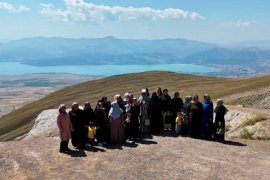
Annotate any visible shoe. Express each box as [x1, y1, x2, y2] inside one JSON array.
[[85, 143, 92, 148], [97, 143, 103, 146], [101, 141, 107, 145]]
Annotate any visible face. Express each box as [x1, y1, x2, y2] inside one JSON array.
[[164, 90, 168, 95], [73, 104, 79, 110], [85, 103, 91, 109], [133, 99, 137, 105], [193, 97, 199, 103], [60, 106, 66, 112]]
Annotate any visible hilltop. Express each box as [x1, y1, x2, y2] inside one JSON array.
[[0, 108, 270, 179], [0, 71, 270, 179], [1, 71, 270, 141]]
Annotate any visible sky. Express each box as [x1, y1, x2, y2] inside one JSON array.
[[0, 0, 269, 44]]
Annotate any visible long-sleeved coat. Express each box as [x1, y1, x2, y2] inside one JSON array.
[[57, 113, 72, 141], [187, 101, 203, 138]]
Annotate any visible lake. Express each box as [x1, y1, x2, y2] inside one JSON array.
[[0, 62, 216, 76]]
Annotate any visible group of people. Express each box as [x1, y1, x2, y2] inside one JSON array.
[[56, 88, 228, 153]]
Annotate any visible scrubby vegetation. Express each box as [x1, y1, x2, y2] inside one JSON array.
[[225, 124, 231, 132], [240, 128, 255, 139], [239, 114, 267, 128]]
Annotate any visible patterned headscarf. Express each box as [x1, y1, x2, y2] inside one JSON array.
[[109, 101, 123, 119]]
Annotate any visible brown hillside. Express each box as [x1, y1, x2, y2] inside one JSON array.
[[1, 71, 270, 141]]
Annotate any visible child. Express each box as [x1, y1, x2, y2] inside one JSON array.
[[57, 104, 72, 153], [181, 113, 188, 136], [175, 112, 183, 135], [86, 122, 96, 147]]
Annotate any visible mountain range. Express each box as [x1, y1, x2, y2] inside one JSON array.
[[1, 36, 270, 66]]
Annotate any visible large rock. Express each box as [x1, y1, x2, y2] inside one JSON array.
[[23, 109, 59, 140]]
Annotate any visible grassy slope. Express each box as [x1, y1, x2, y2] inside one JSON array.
[[1, 71, 270, 141]]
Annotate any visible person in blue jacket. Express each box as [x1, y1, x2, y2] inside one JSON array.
[[201, 94, 214, 139]]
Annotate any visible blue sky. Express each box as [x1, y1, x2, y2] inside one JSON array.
[[0, 0, 269, 43]]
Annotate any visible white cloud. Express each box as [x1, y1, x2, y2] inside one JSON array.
[[40, 0, 204, 24], [0, 1, 30, 13], [219, 20, 258, 29]]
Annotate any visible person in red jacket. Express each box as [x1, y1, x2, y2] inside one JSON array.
[[57, 104, 72, 153]]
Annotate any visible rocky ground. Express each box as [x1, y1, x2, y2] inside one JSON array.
[[223, 86, 270, 109], [225, 105, 270, 140], [0, 133, 269, 179], [0, 106, 269, 179]]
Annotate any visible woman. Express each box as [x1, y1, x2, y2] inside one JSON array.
[[57, 104, 72, 153], [187, 95, 203, 138], [95, 102, 109, 144], [201, 94, 214, 139], [171, 92, 183, 132], [109, 95, 125, 144], [160, 89, 172, 130], [182, 96, 192, 136], [138, 89, 151, 133], [213, 99, 228, 142], [83, 102, 95, 145], [69, 102, 85, 149], [156, 87, 163, 99], [83, 102, 95, 125], [129, 98, 140, 141], [148, 92, 163, 133]]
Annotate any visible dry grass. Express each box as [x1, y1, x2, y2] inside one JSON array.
[[240, 128, 255, 139], [239, 114, 267, 128], [225, 124, 232, 132], [1, 71, 270, 141]]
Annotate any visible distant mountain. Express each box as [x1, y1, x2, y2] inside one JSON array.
[[224, 40, 270, 50], [182, 47, 270, 65], [0, 36, 217, 65], [0, 36, 270, 66]]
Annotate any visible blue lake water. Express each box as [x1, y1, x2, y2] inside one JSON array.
[[0, 62, 216, 76]]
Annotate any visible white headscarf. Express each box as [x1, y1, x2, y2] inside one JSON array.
[[109, 101, 123, 119]]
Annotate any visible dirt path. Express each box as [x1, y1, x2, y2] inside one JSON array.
[[0, 134, 269, 180]]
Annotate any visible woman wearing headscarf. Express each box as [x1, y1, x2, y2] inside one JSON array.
[[148, 92, 163, 133], [138, 89, 151, 133], [160, 89, 173, 130], [182, 96, 192, 136], [126, 98, 140, 141], [109, 95, 125, 144], [57, 104, 72, 153], [156, 87, 163, 99], [187, 95, 203, 138], [213, 99, 228, 142], [69, 102, 85, 149], [171, 92, 183, 132], [201, 94, 214, 139], [83, 102, 95, 144], [95, 102, 109, 144]]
